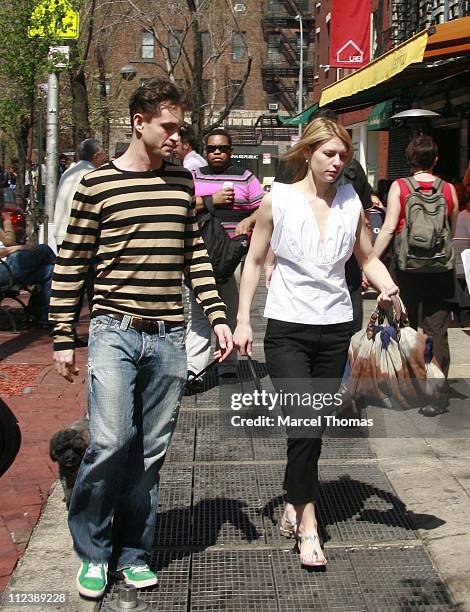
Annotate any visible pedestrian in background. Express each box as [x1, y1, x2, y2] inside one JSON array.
[[54, 139, 105, 248], [175, 124, 206, 171], [186, 128, 263, 382], [373, 135, 458, 406]]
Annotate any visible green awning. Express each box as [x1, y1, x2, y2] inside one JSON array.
[[277, 103, 319, 126], [368, 99, 397, 131]]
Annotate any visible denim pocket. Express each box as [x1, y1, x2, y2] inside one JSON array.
[[89, 316, 115, 337], [165, 325, 186, 349]]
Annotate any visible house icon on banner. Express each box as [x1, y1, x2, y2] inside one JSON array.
[[336, 40, 364, 64]]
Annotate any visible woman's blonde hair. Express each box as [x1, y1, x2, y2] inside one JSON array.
[[282, 117, 354, 182]]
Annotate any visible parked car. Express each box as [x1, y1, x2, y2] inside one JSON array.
[[1, 188, 26, 244]]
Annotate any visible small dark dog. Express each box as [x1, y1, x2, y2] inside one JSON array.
[[49, 416, 89, 507]]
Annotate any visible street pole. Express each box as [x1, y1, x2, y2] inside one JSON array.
[[295, 14, 304, 138], [43, 68, 58, 248], [40, 46, 69, 251]]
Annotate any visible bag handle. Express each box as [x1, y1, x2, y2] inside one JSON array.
[[366, 295, 409, 341]]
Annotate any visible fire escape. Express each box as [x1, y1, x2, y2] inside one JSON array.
[[261, 0, 315, 114], [387, 0, 470, 47]]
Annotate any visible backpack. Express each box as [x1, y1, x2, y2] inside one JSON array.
[[196, 202, 248, 284], [394, 177, 454, 274]]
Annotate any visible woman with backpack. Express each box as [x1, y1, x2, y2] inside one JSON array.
[[233, 118, 398, 568], [373, 135, 458, 406]]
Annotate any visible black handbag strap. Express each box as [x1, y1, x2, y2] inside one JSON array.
[[246, 355, 262, 393]]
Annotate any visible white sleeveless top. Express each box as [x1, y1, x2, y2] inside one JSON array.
[[264, 181, 362, 325]]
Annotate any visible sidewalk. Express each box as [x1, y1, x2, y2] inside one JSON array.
[[0, 318, 89, 594], [1, 292, 470, 611]]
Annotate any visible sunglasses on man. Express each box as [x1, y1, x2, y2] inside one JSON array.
[[206, 144, 231, 153]]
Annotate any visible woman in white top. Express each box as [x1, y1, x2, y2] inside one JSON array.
[[234, 118, 398, 568]]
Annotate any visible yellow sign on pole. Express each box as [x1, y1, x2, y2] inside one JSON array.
[[29, 0, 80, 39]]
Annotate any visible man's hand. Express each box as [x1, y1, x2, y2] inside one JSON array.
[[53, 349, 79, 382], [212, 187, 234, 206], [235, 217, 255, 236], [233, 322, 253, 357], [213, 324, 233, 362]]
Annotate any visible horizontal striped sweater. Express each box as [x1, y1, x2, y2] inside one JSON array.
[[49, 161, 226, 350], [193, 164, 263, 236]]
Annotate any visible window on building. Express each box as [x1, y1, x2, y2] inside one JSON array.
[[269, 0, 282, 10], [201, 31, 211, 62], [230, 80, 244, 108], [232, 32, 246, 61], [268, 33, 281, 61], [297, 0, 309, 11], [169, 30, 183, 61], [141, 31, 155, 59], [296, 31, 309, 58]]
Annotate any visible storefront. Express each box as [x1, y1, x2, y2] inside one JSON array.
[[231, 145, 279, 182]]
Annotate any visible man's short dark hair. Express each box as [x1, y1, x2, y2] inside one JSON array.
[[129, 77, 185, 126], [205, 128, 232, 147], [406, 135, 438, 170], [77, 139, 102, 162], [313, 108, 338, 122], [179, 125, 197, 150]]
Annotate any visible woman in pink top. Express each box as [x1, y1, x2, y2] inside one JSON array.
[[373, 135, 458, 406]]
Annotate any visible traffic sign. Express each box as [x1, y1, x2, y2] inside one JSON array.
[[29, 0, 80, 39]]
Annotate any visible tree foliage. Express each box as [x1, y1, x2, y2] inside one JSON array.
[[94, 0, 252, 149], [0, 0, 83, 191]]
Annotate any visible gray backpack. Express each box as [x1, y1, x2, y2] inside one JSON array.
[[395, 177, 454, 273]]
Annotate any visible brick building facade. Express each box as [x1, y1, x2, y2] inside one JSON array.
[[88, 0, 315, 178]]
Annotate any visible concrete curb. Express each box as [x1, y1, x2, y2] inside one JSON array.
[[1, 482, 98, 612]]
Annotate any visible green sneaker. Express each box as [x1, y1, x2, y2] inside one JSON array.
[[121, 565, 158, 588], [76, 562, 108, 598]]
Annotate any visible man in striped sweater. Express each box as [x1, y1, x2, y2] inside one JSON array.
[[49, 78, 232, 599]]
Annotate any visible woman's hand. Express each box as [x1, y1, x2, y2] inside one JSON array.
[[233, 322, 253, 357], [377, 283, 399, 309]]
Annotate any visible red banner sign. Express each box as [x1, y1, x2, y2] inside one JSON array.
[[329, 0, 371, 69]]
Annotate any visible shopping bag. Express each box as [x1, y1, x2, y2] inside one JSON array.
[[346, 296, 447, 410]]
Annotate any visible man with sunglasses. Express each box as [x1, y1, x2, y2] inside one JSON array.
[[187, 128, 263, 381]]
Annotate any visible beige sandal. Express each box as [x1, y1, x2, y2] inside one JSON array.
[[279, 510, 298, 538], [298, 533, 327, 567]]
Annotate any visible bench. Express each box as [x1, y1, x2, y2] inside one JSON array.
[[0, 260, 37, 332]]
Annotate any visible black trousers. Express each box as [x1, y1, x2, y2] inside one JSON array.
[[396, 270, 453, 378], [264, 319, 351, 505]]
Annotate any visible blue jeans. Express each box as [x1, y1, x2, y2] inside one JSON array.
[[68, 314, 187, 569], [0, 245, 55, 324]]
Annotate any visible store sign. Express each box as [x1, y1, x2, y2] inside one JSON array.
[[330, 0, 370, 69], [262, 153, 271, 165], [232, 154, 259, 160]]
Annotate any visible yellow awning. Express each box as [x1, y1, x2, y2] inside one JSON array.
[[320, 30, 429, 107]]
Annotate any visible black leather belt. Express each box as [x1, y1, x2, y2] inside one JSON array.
[[94, 312, 182, 335]]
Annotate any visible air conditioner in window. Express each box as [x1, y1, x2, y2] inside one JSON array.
[[268, 103, 279, 111], [233, 2, 246, 12]]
